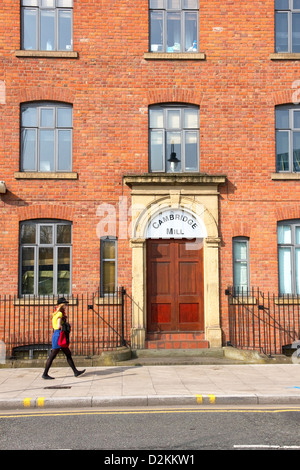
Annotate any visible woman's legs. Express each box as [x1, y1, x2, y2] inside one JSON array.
[[61, 348, 85, 377], [42, 348, 60, 379], [42, 347, 85, 379]]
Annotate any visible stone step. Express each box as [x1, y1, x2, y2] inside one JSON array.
[[145, 332, 209, 349]]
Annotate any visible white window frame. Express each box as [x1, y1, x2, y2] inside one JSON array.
[[233, 237, 250, 293], [149, 0, 199, 53], [278, 220, 300, 295], [100, 237, 118, 296], [20, 101, 73, 173], [21, 0, 73, 52], [275, 104, 300, 172], [149, 104, 200, 173], [19, 219, 72, 297], [275, 0, 300, 53]]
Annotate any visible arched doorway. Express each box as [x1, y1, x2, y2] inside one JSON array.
[[124, 173, 225, 349]]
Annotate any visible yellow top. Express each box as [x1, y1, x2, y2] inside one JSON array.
[[52, 309, 64, 330]]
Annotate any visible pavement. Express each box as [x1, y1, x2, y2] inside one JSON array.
[[2, 359, 300, 410]]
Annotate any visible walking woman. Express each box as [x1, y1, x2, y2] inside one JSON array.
[[42, 297, 85, 380]]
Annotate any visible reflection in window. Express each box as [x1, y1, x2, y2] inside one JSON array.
[[275, 0, 300, 53], [276, 105, 300, 172], [278, 221, 300, 295], [21, 0, 73, 51], [20, 220, 72, 296], [233, 237, 250, 293], [100, 237, 117, 295], [21, 102, 73, 172], [149, 0, 198, 53], [149, 104, 199, 173]]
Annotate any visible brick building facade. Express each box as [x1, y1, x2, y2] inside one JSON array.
[[1, 1, 300, 351]]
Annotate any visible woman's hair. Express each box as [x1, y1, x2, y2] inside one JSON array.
[[54, 304, 65, 314]]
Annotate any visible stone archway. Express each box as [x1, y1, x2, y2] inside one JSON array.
[[124, 174, 226, 349]]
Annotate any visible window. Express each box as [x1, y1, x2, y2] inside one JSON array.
[[20, 220, 72, 296], [100, 237, 117, 295], [233, 237, 250, 293], [21, 102, 73, 172], [149, 0, 199, 53], [278, 220, 300, 295], [21, 0, 73, 51], [149, 104, 199, 173], [276, 105, 300, 172], [275, 0, 300, 53]]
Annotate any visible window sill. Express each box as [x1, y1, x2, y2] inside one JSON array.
[[15, 172, 78, 180], [275, 297, 300, 305], [14, 297, 77, 306], [271, 173, 300, 180], [94, 296, 122, 306], [229, 297, 257, 305], [270, 53, 300, 60], [144, 52, 206, 60], [15, 50, 79, 59]]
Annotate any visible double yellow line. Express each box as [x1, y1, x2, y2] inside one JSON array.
[[2, 407, 300, 419]]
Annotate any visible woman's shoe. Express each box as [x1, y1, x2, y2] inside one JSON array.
[[42, 374, 55, 380], [74, 369, 86, 377]]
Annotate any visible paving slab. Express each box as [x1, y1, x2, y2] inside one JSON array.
[[1, 364, 300, 410]]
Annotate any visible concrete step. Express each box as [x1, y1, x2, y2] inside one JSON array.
[[123, 347, 293, 366], [0, 346, 293, 368]]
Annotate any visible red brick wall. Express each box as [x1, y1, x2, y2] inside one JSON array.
[[0, 1, 299, 344]]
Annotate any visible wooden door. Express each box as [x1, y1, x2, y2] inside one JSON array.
[[146, 239, 204, 332]]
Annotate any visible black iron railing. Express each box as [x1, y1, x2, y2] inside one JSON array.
[[0, 287, 131, 359], [226, 287, 300, 356]]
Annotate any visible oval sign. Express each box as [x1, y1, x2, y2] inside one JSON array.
[[146, 209, 206, 239]]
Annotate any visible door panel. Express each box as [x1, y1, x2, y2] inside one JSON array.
[[179, 262, 198, 295], [151, 303, 172, 323], [150, 242, 171, 258], [147, 239, 204, 332], [179, 303, 199, 323], [151, 262, 170, 295]]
